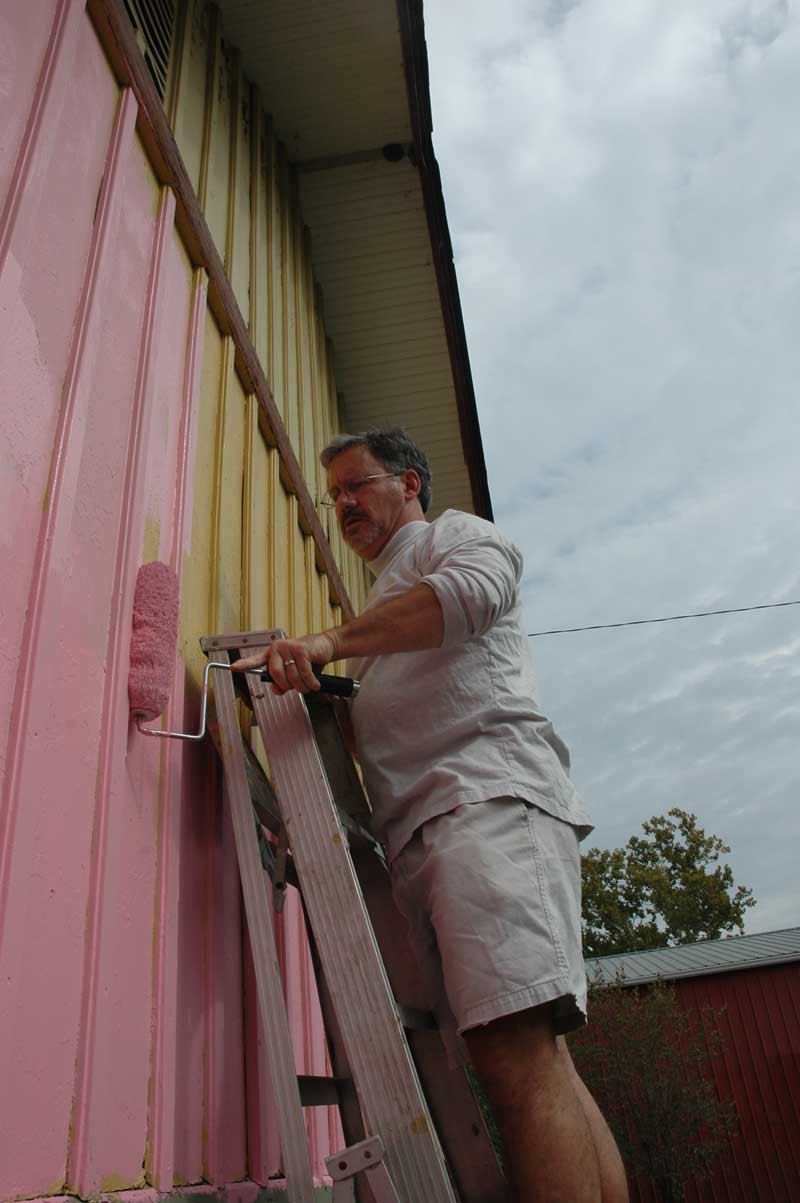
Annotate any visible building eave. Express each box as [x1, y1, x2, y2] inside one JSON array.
[[395, 0, 493, 520]]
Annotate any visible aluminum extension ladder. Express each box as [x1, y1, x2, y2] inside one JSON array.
[[200, 629, 508, 1203]]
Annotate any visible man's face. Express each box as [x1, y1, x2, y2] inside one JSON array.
[[326, 446, 418, 560]]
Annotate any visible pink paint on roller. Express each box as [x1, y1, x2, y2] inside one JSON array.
[[128, 561, 180, 720]]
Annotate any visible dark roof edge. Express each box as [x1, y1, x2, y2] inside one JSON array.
[[396, 0, 494, 521]]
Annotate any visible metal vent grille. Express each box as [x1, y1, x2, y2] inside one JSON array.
[[123, 0, 176, 100]]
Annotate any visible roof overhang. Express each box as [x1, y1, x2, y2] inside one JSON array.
[[216, 0, 492, 520]]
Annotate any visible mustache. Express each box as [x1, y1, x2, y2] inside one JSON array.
[[343, 510, 369, 526]]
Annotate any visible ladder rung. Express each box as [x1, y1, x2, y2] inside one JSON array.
[[297, 1074, 349, 1107]]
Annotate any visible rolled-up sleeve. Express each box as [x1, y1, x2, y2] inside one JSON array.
[[419, 517, 523, 648]]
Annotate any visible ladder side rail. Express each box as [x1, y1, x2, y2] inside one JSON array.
[[212, 657, 316, 1203], [247, 681, 457, 1203]]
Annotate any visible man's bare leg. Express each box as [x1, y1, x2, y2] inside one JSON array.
[[465, 1005, 628, 1203], [558, 1036, 629, 1202]]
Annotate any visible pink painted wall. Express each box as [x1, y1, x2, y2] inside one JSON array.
[[0, 2, 338, 1197]]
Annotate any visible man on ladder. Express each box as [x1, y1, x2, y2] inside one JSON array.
[[233, 428, 628, 1203]]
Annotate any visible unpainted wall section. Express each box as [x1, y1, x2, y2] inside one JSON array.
[[166, 0, 372, 614]]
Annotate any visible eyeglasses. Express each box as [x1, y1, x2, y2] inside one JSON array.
[[321, 472, 403, 507]]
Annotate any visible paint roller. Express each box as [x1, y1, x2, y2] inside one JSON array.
[[128, 561, 359, 740]]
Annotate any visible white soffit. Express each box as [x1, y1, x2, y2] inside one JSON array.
[[299, 157, 473, 518], [216, 0, 475, 518]]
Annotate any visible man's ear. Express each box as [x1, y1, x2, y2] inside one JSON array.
[[403, 469, 421, 501]]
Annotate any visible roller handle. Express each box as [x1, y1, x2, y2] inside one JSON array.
[[255, 666, 359, 698]]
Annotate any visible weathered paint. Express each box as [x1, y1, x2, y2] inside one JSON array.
[[1, 2, 369, 1198]]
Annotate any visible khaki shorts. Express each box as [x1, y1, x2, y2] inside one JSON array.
[[390, 797, 587, 1064]]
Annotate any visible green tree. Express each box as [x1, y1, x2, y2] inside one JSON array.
[[581, 808, 755, 957], [569, 975, 737, 1203]]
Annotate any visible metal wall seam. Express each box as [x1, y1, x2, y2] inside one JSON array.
[[0, 0, 77, 943]]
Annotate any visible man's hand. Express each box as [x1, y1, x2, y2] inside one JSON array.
[[230, 580, 443, 695], [231, 631, 336, 694]]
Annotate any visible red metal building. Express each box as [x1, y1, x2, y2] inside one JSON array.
[[586, 928, 800, 1202]]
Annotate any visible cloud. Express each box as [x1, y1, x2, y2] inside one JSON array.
[[426, 0, 800, 931]]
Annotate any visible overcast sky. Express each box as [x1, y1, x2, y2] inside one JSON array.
[[424, 0, 800, 934]]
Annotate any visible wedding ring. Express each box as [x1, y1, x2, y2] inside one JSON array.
[[283, 659, 296, 666]]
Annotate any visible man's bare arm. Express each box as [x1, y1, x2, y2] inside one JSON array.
[[231, 582, 443, 694]]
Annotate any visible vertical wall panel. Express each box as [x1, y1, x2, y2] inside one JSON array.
[[0, 37, 140, 1193], [146, 263, 208, 1193], [248, 91, 267, 366], [267, 454, 293, 635], [0, 0, 68, 246], [175, 320, 247, 1187], [166, 0, 208, 194], [200, 20, 232, 273], [172, 308, 221, 1184], [265, 122, 284, 416], [227, 55, 251, 319], [0, 0, 117, 824], [206, 338, 247, 1188], [311, 300, 330, 502], [292, 199, 311, 485], [280, 152, 299, 453], [67, 164, 173, 1200]]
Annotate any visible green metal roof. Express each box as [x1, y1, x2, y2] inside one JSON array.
[[585, 927, 800, 988]]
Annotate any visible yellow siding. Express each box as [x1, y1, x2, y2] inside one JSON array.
[[227, 54, 251, 316], [168, 0, 372, 641], [200, 20, 231, 267], [265, 122, 284, 414], [279, 150, 299, 456], [248, 96, 268, 367], [166, 0, 207, 197], [180, 306, 222, 690]]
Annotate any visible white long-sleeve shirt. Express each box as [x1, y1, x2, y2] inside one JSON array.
[[347, 509, 593, 861]]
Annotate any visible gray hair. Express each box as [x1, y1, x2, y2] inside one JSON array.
[[320, 428, 432, 513]]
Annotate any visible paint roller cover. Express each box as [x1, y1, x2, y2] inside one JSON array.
[[128, 561, 180, 720]]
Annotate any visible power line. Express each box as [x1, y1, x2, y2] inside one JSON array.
[[527, 599, 800, 637]]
